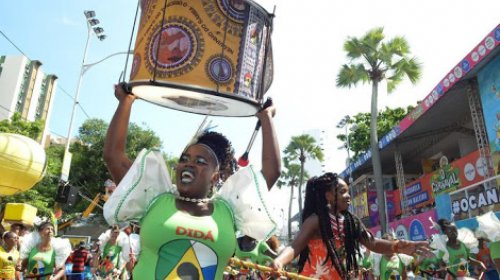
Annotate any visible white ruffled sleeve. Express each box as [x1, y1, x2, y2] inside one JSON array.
[[214, 165, 278, 241], [103, 149, 176, 225], [19, 232, 71, 268]]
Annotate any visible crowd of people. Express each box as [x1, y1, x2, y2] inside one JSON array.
[[1, 83, 499, 280]]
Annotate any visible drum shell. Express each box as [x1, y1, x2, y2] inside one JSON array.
[[129, 0, 274, 116]]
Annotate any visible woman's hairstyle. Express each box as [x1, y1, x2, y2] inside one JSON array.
[[37, 221, 54, 232], [195, 131, 234, 173], [437, 218, 455, 233], [2, 231, 15, 240], [297, 172, 371, 279], [109, 224, 120, 232]]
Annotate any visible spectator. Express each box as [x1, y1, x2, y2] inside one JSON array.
[[67, 241, 91, 280], [0, 231, 20, 280]]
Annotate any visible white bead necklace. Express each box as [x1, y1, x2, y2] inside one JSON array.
[[175, 195, 211, 203]]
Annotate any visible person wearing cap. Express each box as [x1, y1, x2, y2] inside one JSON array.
[[102, 84, 280, 279], [67, 241, 91, 280]]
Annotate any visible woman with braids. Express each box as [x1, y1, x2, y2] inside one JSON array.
[[272, 173, 431, 280], [103, 84, 281, 279]]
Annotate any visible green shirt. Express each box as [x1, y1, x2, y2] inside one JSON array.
[[380, 255, 404, 280], [133, 193, 237, 279], [27, 247, 55, 280], [99, 243, 122, 276], [437, 242, 470, 276]]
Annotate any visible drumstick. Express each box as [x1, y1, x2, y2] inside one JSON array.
[[228, 257, 316, 280], [238, 98, 273, 167]]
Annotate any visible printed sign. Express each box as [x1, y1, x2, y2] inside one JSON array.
[[370, 210, 439, 241]]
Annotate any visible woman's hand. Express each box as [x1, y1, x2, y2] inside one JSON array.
[[395, 240, 433, 257], [114, 83, 136, 103], [255, 104, 276, 121]]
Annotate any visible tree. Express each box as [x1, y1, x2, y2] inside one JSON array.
[[336, 27, 421, 233], [0, 112, 44, 139], [284, 134, 324, 224], [0, 113, 55, 218], [337, 106, 414, 161], [68, 119, 163, 211], [277, 159, 309, 242]]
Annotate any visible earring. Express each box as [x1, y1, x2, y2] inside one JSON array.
[[215, 179, 223, 190], [326, 203, 331, 209]]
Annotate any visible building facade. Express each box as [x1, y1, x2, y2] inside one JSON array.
[[0, 55, 58, 146]]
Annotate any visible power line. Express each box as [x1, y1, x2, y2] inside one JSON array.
[[0, 29, 91, 121], [0, 30, 28, 58]]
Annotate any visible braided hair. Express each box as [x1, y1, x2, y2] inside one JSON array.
[[297, 172, 371, 279]]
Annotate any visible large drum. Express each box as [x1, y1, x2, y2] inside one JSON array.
[[128, 0, 274, 116]]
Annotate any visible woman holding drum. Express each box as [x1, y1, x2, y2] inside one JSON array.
[[102, 82, 280, 279]]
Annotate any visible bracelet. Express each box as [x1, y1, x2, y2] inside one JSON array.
[[391, 240, 400, 253]]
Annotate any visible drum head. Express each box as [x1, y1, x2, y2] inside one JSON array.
[[132, 84, 260, 117]]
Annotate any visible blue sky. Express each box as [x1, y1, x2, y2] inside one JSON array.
[[1, 0, 500, 181]]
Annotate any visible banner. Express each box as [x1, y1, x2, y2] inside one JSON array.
[[449, 184, 500, 221], [369, 210, 439, 241], [427, 150, 486, 195], [368, 190, 401, 226], [401, 177, 434, 210], [352, 192, 369, 219], [477, 52, 500, 179]]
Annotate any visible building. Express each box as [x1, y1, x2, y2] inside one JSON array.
[[340, 24, 500, 238], [0, 55, 58, 147]]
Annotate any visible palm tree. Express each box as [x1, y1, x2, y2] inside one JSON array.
[[336, 27, 421, 234], [284, 134, 324, 223], [277, 160, 308, 242]]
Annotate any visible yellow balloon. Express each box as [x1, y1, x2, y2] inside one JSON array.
[[0, 133, 47, 196]]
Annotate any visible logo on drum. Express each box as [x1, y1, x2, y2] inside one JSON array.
[[206, 55, 233, 84], [217, 0, 246, 22], [244, 72, 252, 87], [202, 0, 244, 37], [146, 16, 204, 78]]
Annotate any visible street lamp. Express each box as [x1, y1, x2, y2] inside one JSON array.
[[61, 11, 107, 181]]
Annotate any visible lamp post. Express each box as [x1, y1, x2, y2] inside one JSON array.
[[61, 11, 106, 181]]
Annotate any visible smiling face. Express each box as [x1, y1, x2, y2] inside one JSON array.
[[3, 232, 18, 249], [326, 178, 351, 212], [176, 144, 220, 198]]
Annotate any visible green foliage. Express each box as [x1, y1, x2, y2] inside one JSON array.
[[0, 112, 44, 139], [336, 106, 414, 161], [336, 27, 421, 92], [68, 119, 163, 212], [1, 116, 167, 217], [283, 134, 323, 222]]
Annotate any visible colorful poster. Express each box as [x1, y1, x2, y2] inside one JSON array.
[[386, 190, 401, 222], [369, 210, 439, 241], [367, 190, 401, 225], [352, 192, 369, 219], [426, 150, 487, 195], [368, 191, 379, 226], [401, 177, 434, 210], [477, 51, 500, 178]]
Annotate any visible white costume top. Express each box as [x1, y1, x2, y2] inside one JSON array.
[[103, 149, 277, 241]]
